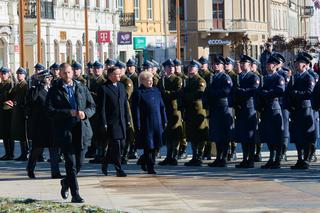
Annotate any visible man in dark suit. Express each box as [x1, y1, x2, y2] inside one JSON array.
[[97, 66, 130, 177], [46, 63, 95, 203]]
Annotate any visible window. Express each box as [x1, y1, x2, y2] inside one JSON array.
[[134, 0, 140, 19], [147, 0, 153, 20], [96, 0, 100, 8], [117, 0, 124, 13], [105, 0, 109, 9], [75, 0, 79, 5], [212, 0, 224, 29]]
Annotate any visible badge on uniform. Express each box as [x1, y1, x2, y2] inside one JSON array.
[[227, 80, 231, 84], [280, 80, 285, 85], [311, 81, 315, 86], [200, 82, 205, 87], [128, 83, 132, 87], [256, 80, 260, 85]]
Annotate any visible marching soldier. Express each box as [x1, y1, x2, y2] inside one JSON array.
[[72, 61, 87, 85], [115, 60, 135, 164], [233, 55, 260, 168], [206, 56, 233, 167], [0, 67, 15, 160], [88, 61, 106, 164], [256, 55, 285, 169], [198, 56, 214, 160], [173, 58, 188, 159], [181, 60, 208, 166], [158, 59, 183, 166], [287, 53, 315, 169], [10, 67, 29, 161], [225, 57, 238, 161], [272, 53, 291, 161]]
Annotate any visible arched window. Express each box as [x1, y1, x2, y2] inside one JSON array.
[[89, 41, 94, 62], [41, 39, 46, 65], [76, 40, 82, 63], [54, 40, 60, 63], [0, 38, 8, 67], [66, 40, 73, 64]]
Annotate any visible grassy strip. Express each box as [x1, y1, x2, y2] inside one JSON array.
[[0, 197, 125, 213]]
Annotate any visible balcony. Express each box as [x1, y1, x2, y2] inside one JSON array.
[[22, 0, 54, 19], [300, 6, 314, 18], [119, 13, 135, 27]]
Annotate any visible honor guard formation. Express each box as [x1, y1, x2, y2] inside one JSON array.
[[1, 42, 320, 203]]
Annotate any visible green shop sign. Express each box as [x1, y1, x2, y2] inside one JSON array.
[[134, 37, 146, 49]]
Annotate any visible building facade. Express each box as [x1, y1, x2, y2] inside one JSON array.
[[179, 0, 269, 62]]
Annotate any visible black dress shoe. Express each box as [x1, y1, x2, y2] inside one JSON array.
[[254, 154, 262, 162], [208, 159, 220, 167], [15, 155, 28, 161], [261, 160, 273, 169], [116, 170, 127, 177], [60, 179, 69, 200], [217, 159, 227, 167], [101, 165, 108, 176], [147, 169, 157, 174], [184, 158, 197, 166], [37, 156, 45, 162], [89, 158, 101, 164], [158, 158, 170, 166], [0, 155, 14, 161], [270, 161, 281, 169], [141, 164, 147, 171], [243, 161, 254, 168], [51, 173, 64, 179], [169, 158, 178, 166], [27, 170, 36, 179], [128, 152, 138, 159], [235, 160, 247, 168], [121, 157, 128, 165], [71, 195, 84, 203]]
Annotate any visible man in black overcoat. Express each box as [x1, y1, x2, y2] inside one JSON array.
[[97, 66, 130, 177], [46, 63, 95, 203]]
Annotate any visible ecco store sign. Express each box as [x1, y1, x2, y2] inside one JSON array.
[[208, 39, 231, 45]]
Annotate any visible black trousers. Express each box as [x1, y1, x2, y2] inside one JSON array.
[[103, 139, 124, 171], [61, 124, 86, 197], [27, 147, 60, 174], [2, 139, 15, 157], [144, 148, 156, 171]]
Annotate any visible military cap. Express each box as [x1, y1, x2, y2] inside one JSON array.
[[213, 55, 226, 65], [37, 69, 51, 78], [49, 62, 60, 70], [225, 57, 235, 65], [105, 58, 116, 66], [298, 52, 313, 61], [115, 60, 126, 69], [34, 63, 45, 71], [126, 59, 136, 67], [198, 56, 209, 64], [16, 67, 27, 75], [151, 59, 160, 69], [267, 55, 281, 65], [71, 61, 82, 70], [87, 61, 93, 69], [0, 67, 10, 74], [189, 59, 201, 69], [93, 61, 103, 69], [173, 58, 182, 66], [272, 52, 285, 63], [252, 58, 260, 65], [142, 60, 154, 69], [295, 54, 311, 64], [240, 55, 254, 64], [265, 42, 272, 47], [162, 59, 175, 67]]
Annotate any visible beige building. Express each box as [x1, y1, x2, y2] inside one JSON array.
[[180, 0, 269, 61], [270, 0, 289, 38], [123, 0, 177, 66]]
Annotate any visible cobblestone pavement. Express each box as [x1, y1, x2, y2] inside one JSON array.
[[0, 143, 320, 212]]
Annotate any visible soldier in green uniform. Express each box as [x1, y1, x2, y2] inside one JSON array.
[[143, 60, 159, 87], [182, 60, 209, 166], [72, 61, 87, 85], [114, 60, 135, 164], [173, 58, 188, 159], [88, 61, 106, 164], [198, 56, 214, 160], [126, 59, 139, 159], [158, 59, 183, 166], [126, 59, 139, 90], [151, 60, 161, 87], [0, 67, 15, 160], [10, 67, 29, 161], [225, 57, 238, 161]]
